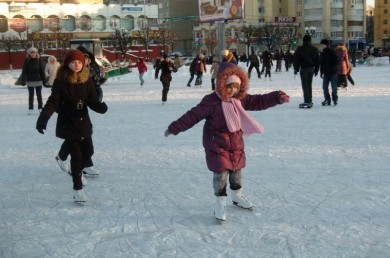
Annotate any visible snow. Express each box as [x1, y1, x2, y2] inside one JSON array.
[[0, 59, 390, 257]]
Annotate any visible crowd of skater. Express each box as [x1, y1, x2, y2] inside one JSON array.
[[17, 34, 360, 222]]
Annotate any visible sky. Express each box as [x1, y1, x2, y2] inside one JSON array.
[[0, 56, 389, 257], [367, 0, 375, 6]]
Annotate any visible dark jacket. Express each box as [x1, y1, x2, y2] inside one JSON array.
[[36, 66, 107, 141], [155, 59, 177, 83], [21, 55, 46, 86], [293, 42, 320, 74], [167, 65, 282, 173], [247, 52, 260, 66], [320, 47, 339, 76]]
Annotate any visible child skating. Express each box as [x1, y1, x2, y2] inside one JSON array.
[[164, 65, 289, 221], [36, 50, 108, 203]]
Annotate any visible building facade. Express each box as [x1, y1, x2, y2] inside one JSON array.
[[193, 0, 367, 56], [0, 2, 158, 43], [374, 0, 390, 47]]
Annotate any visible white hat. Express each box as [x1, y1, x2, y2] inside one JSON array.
[[226, 75, 241, 85], [27, 47, 38, 55]]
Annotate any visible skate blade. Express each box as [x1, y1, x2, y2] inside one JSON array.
[[233, 202, 253, 210]]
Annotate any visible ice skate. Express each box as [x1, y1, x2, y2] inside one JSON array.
[[231, 189, 253, 209], [321, 100, 331, 106], [73, 189, 86, 203], [299, 102, 313, 109], [55, 155, 69, 173], [82, 166, 100, 177], [28, 109, 33, 115], [214, 196, 227, 221]]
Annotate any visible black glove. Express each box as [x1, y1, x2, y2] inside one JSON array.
[[36, 114, 47, 134], [314, 71, 318, 77], [36, 126, 45, 134], [294, 70, 298, 75]]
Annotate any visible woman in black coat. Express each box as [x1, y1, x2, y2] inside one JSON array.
[[36, 50, 108, 203], [20, 47, 46, 114]]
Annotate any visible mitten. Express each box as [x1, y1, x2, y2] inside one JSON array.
[[164, 129, 170, 137], [278, 91, 290, 103], [36, 113, 48, 134]]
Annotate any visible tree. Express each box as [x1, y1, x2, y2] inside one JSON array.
[[135, 26, 159, 62], [239, 25, 260, 56], [0, 35, 26, 70], [259, 24, 283, 51], [155, 26, 176, 55], [109, 29, 133, 63]]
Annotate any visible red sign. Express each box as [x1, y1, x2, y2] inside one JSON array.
[[274, 17, 296, 23]]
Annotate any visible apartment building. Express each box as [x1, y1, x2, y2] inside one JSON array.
[[193, 0, 367, 55], [299, 0, 366, 50], [374, 0, 390, 47]]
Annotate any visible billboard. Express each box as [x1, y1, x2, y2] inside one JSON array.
[[198, 0, 244, 23]]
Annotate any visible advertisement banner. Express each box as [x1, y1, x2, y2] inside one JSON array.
[[198, 0, 244, 23], [8, 18, 26, 33]]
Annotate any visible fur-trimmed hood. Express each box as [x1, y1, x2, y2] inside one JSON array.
[[216, 65, 248, 101], [335, 45, 348, 52], [55, 66, 90, 85]]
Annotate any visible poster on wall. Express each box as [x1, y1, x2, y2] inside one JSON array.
[[43, 18, 60, 32], [198, 0, 244, 22], [8, 18, 26, 33]]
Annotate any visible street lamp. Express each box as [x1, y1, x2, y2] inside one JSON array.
[[305, 26, 316, 36]]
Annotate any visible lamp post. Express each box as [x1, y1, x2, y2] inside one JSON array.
[[305, 26, 316, 36]]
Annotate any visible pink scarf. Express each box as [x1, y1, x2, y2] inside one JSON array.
[[221, 98, 264, 137]]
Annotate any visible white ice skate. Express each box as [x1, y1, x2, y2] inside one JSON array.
[[55, 155, 69, 173], [73, 189, 86, 203], [82, 166, 100, 176], [214, 196, 227, 221], [231, 189, 253, 209]]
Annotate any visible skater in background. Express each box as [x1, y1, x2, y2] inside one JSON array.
[[210, 58, 219, 91], [36, 50, 108, 203], [293, 34, 319, 108], [164, 65, 289, 221], [274, 49, 283, 72], [129, 57, 148, 86], [54, 47, 105, 177], [194, 54, 207, 87], [246, 50, 261, 79], [335, 42, 350, 89], [264, 52, 273, 81], [155, 54, 177, 104], [173, 54, 183, 69], [319, 39, 339, 106], [44, 55, 61, 87], [20, 47, 46, 114], [187, 55, 198, 87]]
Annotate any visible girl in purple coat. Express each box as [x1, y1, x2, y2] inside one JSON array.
[[164, 65, 289, 221]]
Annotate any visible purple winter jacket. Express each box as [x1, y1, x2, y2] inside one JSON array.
[[167, 65, 282, 173]]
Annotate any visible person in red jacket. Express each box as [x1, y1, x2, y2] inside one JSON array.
[[129, 57, 148, 86], [164, 65, 289, 221]]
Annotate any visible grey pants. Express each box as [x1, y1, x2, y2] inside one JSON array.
[[213, 170, 242, 196]]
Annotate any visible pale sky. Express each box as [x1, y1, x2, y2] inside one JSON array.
[[367, 0, 374, 6]]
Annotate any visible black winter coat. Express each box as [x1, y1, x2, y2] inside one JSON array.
[[21, 56, 46, 86], [320, 47, 339, 76], [293, 42, 320, 74], [37, 67, 107, 141]]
